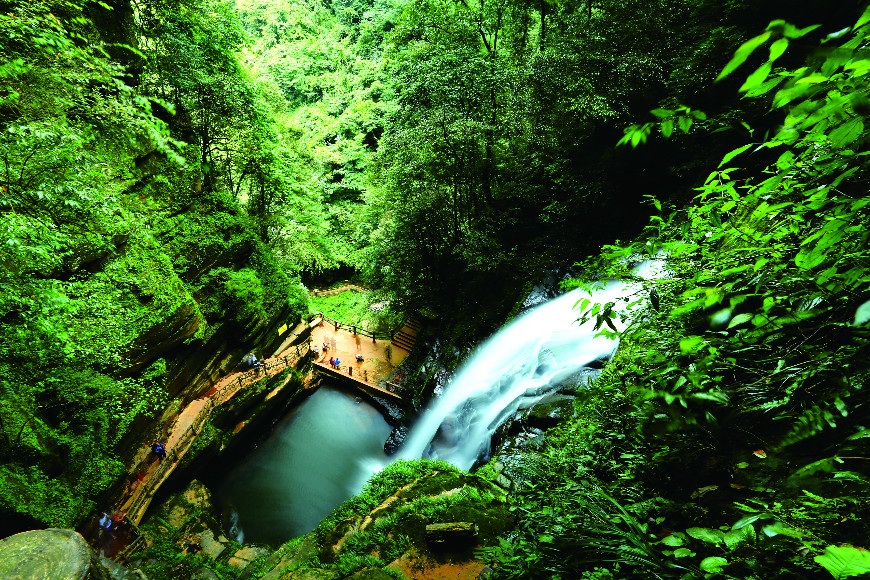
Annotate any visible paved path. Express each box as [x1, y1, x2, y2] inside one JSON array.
[[99, 344, 310, 560], [309, 315, 416, 385]]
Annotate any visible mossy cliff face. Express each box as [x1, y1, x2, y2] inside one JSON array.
[[0, 186, 308, 533], [133, 460, 511, 580]]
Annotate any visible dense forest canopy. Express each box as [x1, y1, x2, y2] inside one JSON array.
[[2, 0, 870, 578]]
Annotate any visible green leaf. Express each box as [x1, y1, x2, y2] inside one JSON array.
[[795, 75, 829, 85], [830, 118, 864, 148], [740, 62, 772, 92], [727, 313, 753, 329], [659, 534, 685, 547], [678, 115, 693, 133], [855, 5, 870, 30], [847, 428, 870, 440], [732, 513, 772, 529], [719, 144, 753, 168], [661, 118, 674, 138], [651, 108, 673, 118], [724, 524, 756, 550], [769, 38, 789, 62], [717, 32, 771, 81], [673, 547, 695, 558], [700, 556, 728, 573], [686, 527, 724, 545], [679, 336, 705, 354], [814, 545, 870, 579], [761, 522, 803, 538]]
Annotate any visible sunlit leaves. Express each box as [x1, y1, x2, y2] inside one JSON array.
[[815, 545, 870, 579], [716, 31, 771, 82]]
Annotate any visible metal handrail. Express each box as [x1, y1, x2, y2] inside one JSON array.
[[311, 312, 411, 342]]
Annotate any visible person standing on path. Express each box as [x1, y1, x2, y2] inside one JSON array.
[[151, 441, 167, 462], [98, 512, 113, 534], [330, 337, 337, 350]]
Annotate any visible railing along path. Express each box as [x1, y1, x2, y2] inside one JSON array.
[[313, 312, 410, 343], [119, 338, 311, 541]]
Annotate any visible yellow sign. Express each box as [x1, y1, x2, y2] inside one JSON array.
[[278, 324, 288, 335]]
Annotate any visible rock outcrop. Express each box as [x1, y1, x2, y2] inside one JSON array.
[[0, 528, 114, 580]]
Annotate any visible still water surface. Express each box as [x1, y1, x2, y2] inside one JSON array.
[[217, 385, 391, 545]]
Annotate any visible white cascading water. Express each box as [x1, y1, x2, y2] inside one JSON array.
[[395, 261, 659, 470]]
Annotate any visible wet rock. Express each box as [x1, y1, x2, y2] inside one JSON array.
[[142, 480, 230, 562], [191, 567, 222, 580], [493, 474, 513, 491], [384, 424, 408, 455], [524, 433, 547, 449], [259, 535, 320, 580], [283, 567, 338, 580], [198, 527, 229, 560], [555, 368, 600, 395], [228, 545, 271, 571], [522, 395, 576, 429], [166, 480, 214, 529], [0, 528, 113, 580]]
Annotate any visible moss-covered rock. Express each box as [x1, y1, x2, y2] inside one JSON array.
[[251, 460, 512, 580], [0, 528, 113, 580]]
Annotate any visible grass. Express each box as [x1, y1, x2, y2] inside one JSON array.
[[309, 290, 405, 332]]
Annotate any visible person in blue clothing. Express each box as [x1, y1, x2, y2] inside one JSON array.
[[99, 512, 112, 534], [151, 441, 167, 462]]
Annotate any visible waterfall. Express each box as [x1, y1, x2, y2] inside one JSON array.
[[396, 261, 658, 470]]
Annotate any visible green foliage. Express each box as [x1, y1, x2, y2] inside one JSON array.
[[132, 531, 239, 580], [315, 459, 461, 538], [0, 0, 307, 529], [815, 545, 870, 579], [309, 289, 403, 331], [482, 9, 870, 580]]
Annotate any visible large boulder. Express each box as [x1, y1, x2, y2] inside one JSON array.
[[0, 528, 113, 580]]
